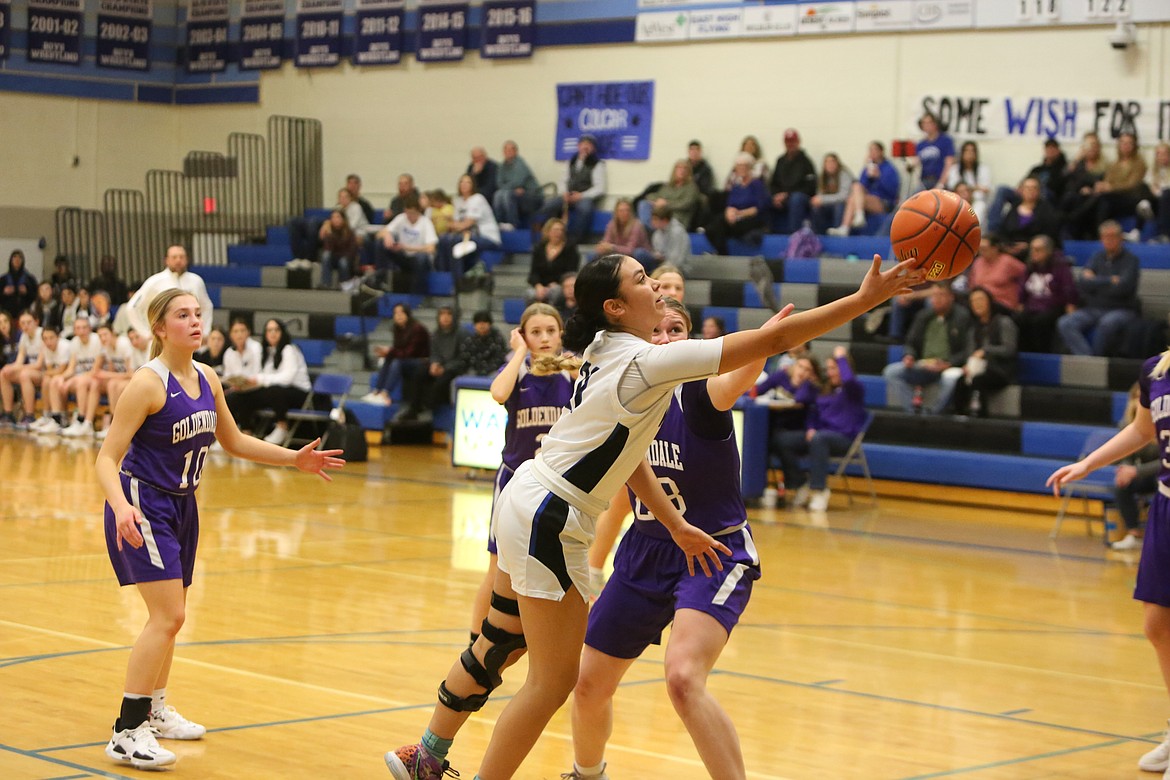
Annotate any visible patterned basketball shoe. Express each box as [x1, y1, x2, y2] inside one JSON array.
[[148, 705, 206, 739], [105, 722, 177, 769], [384, 743, 459, 779]]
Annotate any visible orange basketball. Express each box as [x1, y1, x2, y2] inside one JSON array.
[[889, 189, 981, 281]]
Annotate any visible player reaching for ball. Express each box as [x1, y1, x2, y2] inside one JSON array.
[[96, 289, 345, 770], [385, 252, 922, 780]]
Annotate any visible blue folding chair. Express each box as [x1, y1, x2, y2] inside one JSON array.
[[285, 373, 354, 447], [1049, 428, 1118, 542]]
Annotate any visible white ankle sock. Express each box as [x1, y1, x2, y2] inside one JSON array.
[[151, 688, 166, 715], [575, 761, 606, 778]]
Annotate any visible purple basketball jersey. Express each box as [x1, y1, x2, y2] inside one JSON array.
[[121, 359, 218, 495], [499, 365, 573, 473], [1140, 356, 1170, 484], [628, 380, 746, 539]]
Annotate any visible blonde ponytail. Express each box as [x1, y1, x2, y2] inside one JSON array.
[[1151, 348, 1170, 380]]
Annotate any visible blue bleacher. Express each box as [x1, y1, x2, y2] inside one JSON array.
[[782, 259, 820, 284], [333, 316, 381, 336], [501, 230, 534, 254], [266, 225, 290, 247], [1063, 240, 1170, 268], [700, 306, 739, 332], [503, 298, 526, 324], [294, 339, 334, 367], [427, 274, 455, 297], [205, 286, 221, 307], [1020, 422, 1113, 460], [191, 265, 262, 287], [377, 294, 424, 316], [227, 244, 293, 267]]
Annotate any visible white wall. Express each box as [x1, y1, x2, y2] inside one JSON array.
[[5, 21, 1168, 215]]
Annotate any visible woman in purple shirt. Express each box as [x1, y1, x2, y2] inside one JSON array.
[[704, 152, 769, 255]]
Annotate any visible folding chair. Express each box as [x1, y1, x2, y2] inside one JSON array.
[[1050, 428, 1118, 543], [828, 411, 877, 506], [285, 373, 354, 446]]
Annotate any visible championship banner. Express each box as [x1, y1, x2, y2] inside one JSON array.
[[480, 0, 534, 60], [186, 0, 228, 73], [416, 1, 467, 63], [27, 0, 83, 66], [915, 93, 1170, 144], [295, 0, 341, 67], [352, 0, 403, 65], [239, 0, 285, 70], [96, 0, 151, 70], [555, 81, 655, 161], [0, 1, 10, 60]]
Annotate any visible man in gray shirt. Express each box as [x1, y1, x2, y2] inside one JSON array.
[[649, 205, 691, 273]]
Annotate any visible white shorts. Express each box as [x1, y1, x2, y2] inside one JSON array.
[[493, 461, 594, 603]]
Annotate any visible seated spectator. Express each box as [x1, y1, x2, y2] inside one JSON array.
[[362, 302, 430, 407], [1017, 235, 1077, 353], [382, 173, 421, 223], [595, 198, 653, 268], [194, 325, 228, 374], [437, 174, 503, 276], [557, 272, 577, 322], [317, 209, 360, 289], [112, 281, 138, 335], [0, 311, 42, 425], [88, 254, 129, 305], [102, 327, 150, 431], [751, 350, 821, 433], [18, 324, 71, 430], [1, 250, 37, 318], [705, 152, 769, 255], [59, 285, 81, 334], [1057, 220, 1140, 356], [223, 318, 263, 388], [687, 139, 716, 199], [1146, 142, 1170, 242], [466, 146, 499, 207], [534, 134, 607, 243], [345, 173, 377, 225], [768, 128, 817, 234], [989, 139, 1069, 235], [76, 287, 92, 325], [1093, 132, 1153, 237], [882, 282, 970, 415], [0, 312, 15, 368], [400, 305, 459, 424], [724, 135, 769, 187], [649, 205, 691, 272], [701, 316, 726, 339], [952, 287, 1018, 417], [912, 112, 956, 191], [333, 186, 369, 234], [650, 263, 685, 303], [76, 323, 130, 437], [1062, 131, 1111, 239], [1110, 382, 1161, 551], [946, 141, 991, 227], [969, 234, 1027, 311], [49, 255, 76, 292], [777, 346, 866, 512], [493, 140, 542, 229], [810, 153, 854, 234], [637, 159, 701, 231], [1001, 177, 1063, 257], [374, 194, 437, 294], [30, 281, 61, 332], [829, 141, 900, 236], [455, 310, 508, 378], [425, 189, 455, 236], [89, 290, 113, 330], [527, 218, 579, 306], [225, 318, 314, 445], [47, 317, 103, 436]]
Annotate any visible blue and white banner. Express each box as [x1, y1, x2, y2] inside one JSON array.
[[480, 0, 534, 59], [27, 0, 83, 66], [295, 0, 341, 67], [416, 1, 467, 63], [96, 0, 151, 70], [353, 0, 403, 65], [186, 0, 228, 73], [0, 1, 10, 60], [555, 81, 655, 161], [239, 0, 285, 70]]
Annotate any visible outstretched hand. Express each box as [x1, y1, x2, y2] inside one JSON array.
[[762, 303, 795, 328], [669, 522, 732, 577], [858, 255, 927, 308], [1046, 462, 1090, 498], [293, 438, 346, 481]]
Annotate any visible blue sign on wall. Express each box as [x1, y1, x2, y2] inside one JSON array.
[[480, 0, 534, 59], [556, 80, 655, 161], [353, 0, 403, 65], [239, 0, 285, 70], [96, 0, 151, 71], [295, 0, 341, 67], [27, 0, 83, 66], [186, 0, 229, 73], [416, 1, 467, 63]]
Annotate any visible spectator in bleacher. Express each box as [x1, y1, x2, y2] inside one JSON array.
[[465, 146, 499, 209], [1, 250, 37, 318], [223, 317, 263, 389], [1017, 236, 1077, 353], [1001, 177, 1064, 258], [912, 112, 956, 191], [99, 327, 149, 439], [750, 350, 821, 426], [333, 187, 370, 234], [226, 318, 313, 445], [557, 272, 577, 322], [0, 312, 15, 368], [1062, 131, 1111, 239], [1092, 132, 1153, 238], [595, 198, 654, 269], [76, 287, 92, 325], [810, 153, 854, 234], [724, 135, 769, 186], [438, 174, 503, 276], [688, 140, 716, 198], [362, 303, 430, 407], [776, 346, 865, 512], [882, 282, 970, 415], [0, 311, 41, 426], [49, 255, 76, 292], [125, 245, 214, 345], [649, 205, 691, 272], [829, 142, 900, 236], [701, 316, 726, 340], [493, 140, 542, 230], [1057, 220, 1141, 356], [768, 128, 817, 234], [952, 287, 1018, 417], [705, 152, 769, 255], [637, 159, 702, 231], [49, 317, 103, 436], [968, 234, 1027, 311], [946, 141, 991, 227], [1110, 382, 1161, 551], [78, 323, 130, 439], [345, 173, 377, 225], [89, 290, 113, 331], [526, 218, 579, 307], [59, 285, 81, 334], [16, 324, 71, 430], [111, 281, 138, 335], [402, 305, 459, 424], [988, 138, 1069, 233], [1146, 142, 1170, 242], [452, 310, 507, 378], [383, 173, 421, 223], [88, 254, 129, 306], [375, 194, 437, 295], [317, 209, 360, 290], [194, 325, 228, 374], [425, 189, 455, 236], [30, 281, 61, 333], [650, 263, 685, 303], [534, 134, 607, 243]]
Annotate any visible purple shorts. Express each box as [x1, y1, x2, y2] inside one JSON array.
[[104, 474, 200, 588], [487, 465, 515, 555], [1135, 492, 1170, 607], [585, 523, 761, 659]]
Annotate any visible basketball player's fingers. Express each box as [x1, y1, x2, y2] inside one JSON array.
[[684, 555, 696, 577], [715, 540, 732, 557], [706, 548, 725, 572], [315, 470, 333, 482]]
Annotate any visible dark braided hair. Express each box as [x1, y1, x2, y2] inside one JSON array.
[[563, 254, 626, 354]]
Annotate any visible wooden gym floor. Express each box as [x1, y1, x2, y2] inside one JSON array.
[[0, 433, 1164, 779]]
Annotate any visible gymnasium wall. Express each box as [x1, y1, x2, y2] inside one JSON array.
[[4, 19, 1169, 249]]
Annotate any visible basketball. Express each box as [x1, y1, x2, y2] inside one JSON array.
[[889, 189, 981, 281]]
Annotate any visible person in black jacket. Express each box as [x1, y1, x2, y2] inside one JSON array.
[[0, 250, 37, 318], [882, 282, 971, 415], [768, 128, 817, 234], [952, 287, 1019, 417]]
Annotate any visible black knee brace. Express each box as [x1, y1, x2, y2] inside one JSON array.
[[490, 591, 521, 616], [435, 609, 526, 713]]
